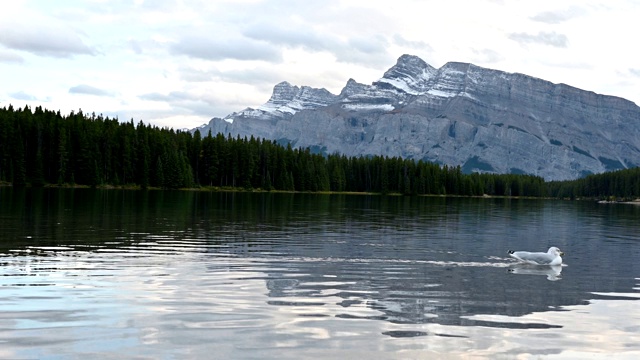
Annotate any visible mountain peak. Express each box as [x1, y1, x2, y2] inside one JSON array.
[[339, 78, 368, 98], [396, 54, 430, 68], [387, 55, 435, 75], [259, 81, 336, 115], [375, 54, 437, 95], [267, 81, 300, 106]]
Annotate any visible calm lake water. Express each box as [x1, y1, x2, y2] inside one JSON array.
[[1, 188, 639, 359]]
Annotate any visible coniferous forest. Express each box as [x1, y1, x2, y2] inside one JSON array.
[[1, 104, 639, 199]]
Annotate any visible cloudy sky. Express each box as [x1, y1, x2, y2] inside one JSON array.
[[1, 0, 638, 129]]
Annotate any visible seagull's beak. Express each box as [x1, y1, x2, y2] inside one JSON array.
[[560, 251, 564, 256]]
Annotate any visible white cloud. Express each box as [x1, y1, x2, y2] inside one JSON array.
[[9, 91, 39, 101], [242, 22, 335, 52], [0, 49, 25, 64], [471, 49, 504, 64], [392, 35, 434, 53], [170, 35, 282, 62], [530, 6, 587, 24], [179, 65, 285, 88], [0, 20, 97, 58], [69, 84, 114, 97], [138, 89, 249, 120], [508, 31, 569, 48]]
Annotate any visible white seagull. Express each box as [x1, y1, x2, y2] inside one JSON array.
[[508, 247, 564, 266]]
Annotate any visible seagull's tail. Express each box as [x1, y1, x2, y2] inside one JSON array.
[[508, 250, 515, 255]]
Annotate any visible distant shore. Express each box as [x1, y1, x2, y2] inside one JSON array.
[[3, 182, 640, 203], [598, 198, 640, 205]]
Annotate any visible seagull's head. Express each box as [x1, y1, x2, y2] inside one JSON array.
[[548, 247, 564, 257]]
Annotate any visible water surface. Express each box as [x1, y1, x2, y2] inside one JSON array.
[[1, 188, 639, 358]]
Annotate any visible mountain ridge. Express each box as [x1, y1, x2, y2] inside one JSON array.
[[196, 54, 640, 181]]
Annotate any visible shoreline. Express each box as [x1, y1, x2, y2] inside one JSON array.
[[2, 182, 639, 203]]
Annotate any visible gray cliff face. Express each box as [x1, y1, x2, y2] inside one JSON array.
[[196, 55, 640, 181], [266, 81, 337, 110], [196, 81, 336, 139]]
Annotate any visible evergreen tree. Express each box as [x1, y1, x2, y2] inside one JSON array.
[[57, 125, 68, 185], [32, 147, 45, 187], [156, 156, 165, 188], [12, 126, 26, 186], [191, 129, 202, 186]]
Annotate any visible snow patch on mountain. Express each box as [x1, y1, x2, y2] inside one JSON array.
[[427, 89, 457, 98], [374, 54, 437, 95], [342, 103, 395, 111]]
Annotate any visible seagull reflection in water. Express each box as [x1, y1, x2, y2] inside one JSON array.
[[508, 264, 563, 281]]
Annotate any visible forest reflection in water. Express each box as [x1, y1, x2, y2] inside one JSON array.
[[0, 188, 639, 359]]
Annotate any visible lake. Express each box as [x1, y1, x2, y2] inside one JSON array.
[[1, 188, 639, 359]]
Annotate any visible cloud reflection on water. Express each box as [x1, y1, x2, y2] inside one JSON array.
[[460, 294, 640, 358]]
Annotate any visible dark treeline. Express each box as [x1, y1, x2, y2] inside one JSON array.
[[1, 104, 638, 199], [548, 167, 640, 200]]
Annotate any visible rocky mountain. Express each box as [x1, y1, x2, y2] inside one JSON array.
[[196, 54, 640, 181]]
